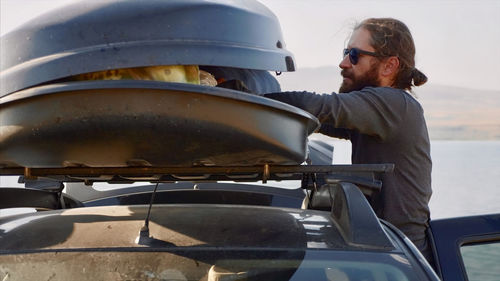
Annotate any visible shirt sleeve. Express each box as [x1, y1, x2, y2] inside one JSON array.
[[319, 123, 352, 140], [265, 87, 405, 141]]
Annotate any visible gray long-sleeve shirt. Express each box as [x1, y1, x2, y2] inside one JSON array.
[[266, 87, 432, 246]]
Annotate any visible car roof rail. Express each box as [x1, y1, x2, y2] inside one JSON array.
[[0, 187, 84, 210], [326, 181, 394, 250]]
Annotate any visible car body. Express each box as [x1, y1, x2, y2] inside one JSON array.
[[2, 154, 499, 281], [0, 178, 437, 281]]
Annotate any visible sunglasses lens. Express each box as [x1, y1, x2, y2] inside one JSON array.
[[343, 48, 359, 65], [349, 48, 359, 65]]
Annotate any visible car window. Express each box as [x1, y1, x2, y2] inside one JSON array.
[[0, 251, 420, 281], [460, 241, 500, 281]]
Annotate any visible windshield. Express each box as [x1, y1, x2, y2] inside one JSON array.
[[0, 249, 420, 281]]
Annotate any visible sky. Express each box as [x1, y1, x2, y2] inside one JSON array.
[[259, 0, 500, 92], [1, 0, 500, 91]]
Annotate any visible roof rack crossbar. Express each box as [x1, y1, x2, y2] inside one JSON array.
[[0, 164, 394, 185]]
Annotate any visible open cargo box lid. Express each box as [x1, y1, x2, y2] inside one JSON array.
[[0, 0, 319, 169], [0, 0, 296, 95]]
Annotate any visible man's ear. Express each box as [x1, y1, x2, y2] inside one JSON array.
[[381, 56, 400, 77]]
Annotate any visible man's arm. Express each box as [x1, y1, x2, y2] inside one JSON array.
[[265, 87, 405, 141], [319, 123, 352, 140]]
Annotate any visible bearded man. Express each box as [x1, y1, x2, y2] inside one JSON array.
[[265, 18, 433, 262]]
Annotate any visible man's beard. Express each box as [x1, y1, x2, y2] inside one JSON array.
[[339, 62, 381, 93]]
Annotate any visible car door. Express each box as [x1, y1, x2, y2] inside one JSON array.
[[429, 214, 500, 281]]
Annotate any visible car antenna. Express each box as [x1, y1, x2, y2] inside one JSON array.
[[136, 182, 159, 244]]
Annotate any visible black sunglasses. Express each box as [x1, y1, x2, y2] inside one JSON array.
[[343, 48, 382, 65]]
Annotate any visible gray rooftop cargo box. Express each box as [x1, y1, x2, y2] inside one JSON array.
[[0, 0, 319, 168]]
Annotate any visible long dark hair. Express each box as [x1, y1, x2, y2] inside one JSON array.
[[356, 18, 427, 91]]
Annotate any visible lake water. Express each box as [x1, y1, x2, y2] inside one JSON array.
[[428, 141, 500, 219], [327, 139, 500, 219], [1, 140, 499, 220]]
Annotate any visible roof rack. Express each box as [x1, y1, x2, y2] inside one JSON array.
[[1, 164, 393, 187], [1, 163, 395, 249]]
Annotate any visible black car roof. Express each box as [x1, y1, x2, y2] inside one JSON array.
[[0, 204, 397, 253]]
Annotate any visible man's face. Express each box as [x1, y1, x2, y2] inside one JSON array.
[[339, 27, 382, 93]]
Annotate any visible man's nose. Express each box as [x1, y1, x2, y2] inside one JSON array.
[[339, 55, 351, 69]]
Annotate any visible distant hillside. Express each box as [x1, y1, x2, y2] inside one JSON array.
[[274, 66, 500, 140]]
